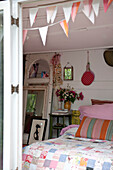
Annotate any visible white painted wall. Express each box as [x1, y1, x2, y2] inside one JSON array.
[[53, 49, 113, 110]]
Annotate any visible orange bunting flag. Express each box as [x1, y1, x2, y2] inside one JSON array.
[[103, 0, 113, 12], [71, 2, 81, 22], [60, 20, 68, 37]]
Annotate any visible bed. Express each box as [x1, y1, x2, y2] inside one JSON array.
[[22, 102, 113, 170]]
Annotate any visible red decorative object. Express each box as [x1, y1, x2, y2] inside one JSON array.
[[81, 51, 95, 86]]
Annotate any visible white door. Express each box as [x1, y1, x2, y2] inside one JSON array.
[[0, 1, 12, 170], [0, 1, 23, 170]]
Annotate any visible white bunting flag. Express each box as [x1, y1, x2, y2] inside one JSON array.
[[29, 7, 38, 27], [63, 2, 73, 23], [92, 0, 100, 16], [82, 7, 95, 24], [46, 6, 57, 23], [51, 6, 57, 23], [39, 26, 48, 46]]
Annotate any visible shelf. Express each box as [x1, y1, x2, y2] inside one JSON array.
[[26, 77, 49, 84]]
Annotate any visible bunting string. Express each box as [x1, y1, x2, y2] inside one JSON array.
[[24, 19, 65, 31], [23, 0, 113, 46]]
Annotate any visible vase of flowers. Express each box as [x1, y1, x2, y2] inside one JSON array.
[[56, 87, 84, 111], [64, 101, 71, 111], [56, 88, 66, 110]]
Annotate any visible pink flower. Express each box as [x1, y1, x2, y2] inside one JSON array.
[[79, 92, 84, 100]]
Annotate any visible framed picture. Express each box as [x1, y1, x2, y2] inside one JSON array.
[[63, 66, 73, 81], [27, 118, 47, 145]]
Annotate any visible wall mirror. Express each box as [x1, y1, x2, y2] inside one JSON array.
[[23, 86, 48, 133], [26, 90, 44, 116], [63, 63, 73, 80]]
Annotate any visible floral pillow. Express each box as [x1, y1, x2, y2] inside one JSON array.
[[60, 124, 79, 136], [75, 116, 113, 141]]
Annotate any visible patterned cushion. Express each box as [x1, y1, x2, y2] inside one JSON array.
[[75, 116, 113, 141]]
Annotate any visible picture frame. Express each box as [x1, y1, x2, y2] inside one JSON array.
[[27, 118, 47, 145], [63, 66, 73, 81]]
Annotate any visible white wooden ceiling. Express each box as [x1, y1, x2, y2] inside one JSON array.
[[22, 0, 113, 53]]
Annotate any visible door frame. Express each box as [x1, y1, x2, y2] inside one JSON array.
[[0, 0, 52, 169], [0, 1, 12, 170]]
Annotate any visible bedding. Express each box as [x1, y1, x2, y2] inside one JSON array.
[[91, 99, 113, 105], [22, 126, 113, 170], [79, 103, 113, 120]]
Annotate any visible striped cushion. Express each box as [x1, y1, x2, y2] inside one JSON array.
[[75, 116, 113, 141]]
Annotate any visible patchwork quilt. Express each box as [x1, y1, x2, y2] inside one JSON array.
[[22, 132, 113, 170]]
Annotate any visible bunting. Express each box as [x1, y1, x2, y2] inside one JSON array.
[[46, 6, 57, 23], [103, 0, 109, 12], [29, 7, 38, 27], [24, 0, 113, 46], [71, 2, 81, 22], [39, 26, 48, 46], [60, 20, 68, 37], [82, 6, 95, 24], [103, 0, 112, 12], [92, 0, 100, 16], [83, 0, 93, 16], [63, 3, 73, 23]]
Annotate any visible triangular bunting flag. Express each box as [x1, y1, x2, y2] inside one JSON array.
[[104, 0, 113, 12], [23, 30, 28, 45], [82, 7, 95, 24], [46, 6, 57, 23], [83, 0, 93, 16], [51, 6, 57, 23], [29, 7, 38, 27], [71, 2, 81, 22], [39, 26, 48, 46], [92, 0, 100, 16], [63, 3, 73, 23], [60, 20, 68, 37], [103, 0, 109, 12]]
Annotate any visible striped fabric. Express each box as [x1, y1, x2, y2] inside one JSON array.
[[75, 116, 113, 141]]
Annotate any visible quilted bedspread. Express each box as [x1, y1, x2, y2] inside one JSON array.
[[22, 133, 113, 170]]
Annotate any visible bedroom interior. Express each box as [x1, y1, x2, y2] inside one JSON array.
[[22, 0, 113, 169]]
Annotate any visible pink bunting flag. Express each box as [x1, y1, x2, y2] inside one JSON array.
[[82, 6, 95, 24], [60, 20, 68, 37], [23, 30, 28, 45], [103, 0, 113, 12], [71, 2, 81, 22], [83, 0, 93, 16], [103, 0, 109, 12]]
